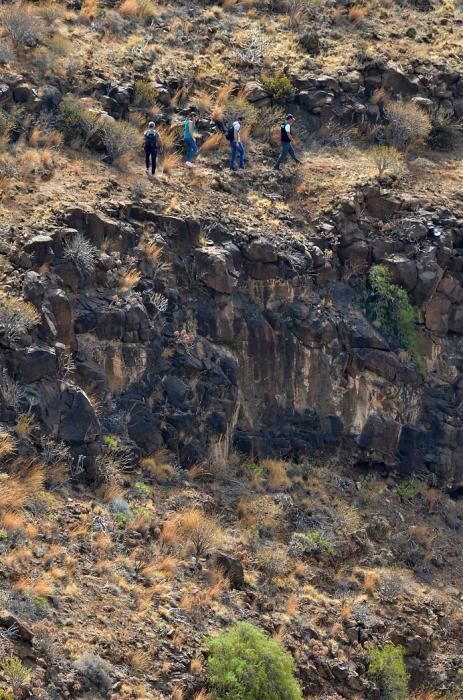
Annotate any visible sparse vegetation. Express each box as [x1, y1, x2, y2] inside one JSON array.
[[63, 233, 98, 275], [133, 80, 158, 109], [100, 117, 138, 165], [0, 3, 44, 47], [369, 145, 404, 178], [0, 296, 41, 343], [386, 101, 432, 151], [0, 39, 14, 64], [206, 622, 303, 700]]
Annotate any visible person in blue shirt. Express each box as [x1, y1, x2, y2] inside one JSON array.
[[184, 112, 199, 167]]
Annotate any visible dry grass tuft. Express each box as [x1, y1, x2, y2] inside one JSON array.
[[200, 132, 225, 153], [119, 266, 141, 292], [348, 6, 365, 24], [15, 413, 36, 440], [162, 507, 223, 557], [262, 458, 291, 491], [0, 430, 16, 458], [0, 460, 44, 514], [190, 656, 203, 675]]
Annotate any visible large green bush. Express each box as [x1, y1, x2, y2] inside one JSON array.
[[365, 264, 425, 376], [206, 622, 302, 700], [367, 643, 409, 700], [262, 75, 293, 102]]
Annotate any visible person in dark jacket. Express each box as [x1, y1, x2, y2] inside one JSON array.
[[274, 114, 302, 170], [144, 121, 161, 177]]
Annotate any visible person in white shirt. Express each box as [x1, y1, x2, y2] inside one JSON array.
[[229, 116, 245, 172], [274, 114, 302, 170]]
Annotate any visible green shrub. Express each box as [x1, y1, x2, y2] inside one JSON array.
[[262, 75, 293, 102], [365, 265, 425, 376], [0, 656, 31, 688], [241, 461, 264, 479], [206, 622, 302, 700], [367, 643, 408, 700], [133, 80, 158, 108], [0, 690, 15, 700], [59, 98, 102, 146], [396, 476, 426, 500]]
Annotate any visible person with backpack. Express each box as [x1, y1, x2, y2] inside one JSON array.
[[274, 114, 302, 171], [184, 112, 199, 167], [144, 121, 161, 177], [227, 116, 245, 172]]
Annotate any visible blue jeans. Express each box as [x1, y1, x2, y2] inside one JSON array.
[[274, 142, 299, 169], [185, 137, 198, 162], [230, 141, 245, 170]]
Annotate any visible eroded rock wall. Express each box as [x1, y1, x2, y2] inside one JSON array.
[[3, 187, 463, 486]]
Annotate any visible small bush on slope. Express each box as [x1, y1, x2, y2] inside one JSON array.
[[368, 643, 409, 700], [206, 622, 302, 700]]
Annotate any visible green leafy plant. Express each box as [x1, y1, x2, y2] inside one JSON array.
[[396, 476, 426, 500], [367, 643, 409, 700], [103, 435, 119, 450], [365, 265, 425, 376], [241, 461, 264, 479], [134, 481, 151, 497], [206, 622, 302, 700], [0, 656, 31, 688], [262, 75, 293, 102], [0, 690, 15, 700]]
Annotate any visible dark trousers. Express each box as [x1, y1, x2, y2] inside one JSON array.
[[145, 146, 157, 174], [274, 142, 299, 169]]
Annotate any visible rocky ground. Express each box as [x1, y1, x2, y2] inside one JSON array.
[[0, 0, 463, 697]]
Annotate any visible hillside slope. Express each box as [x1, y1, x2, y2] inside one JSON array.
[[0, 0, 463, 698]]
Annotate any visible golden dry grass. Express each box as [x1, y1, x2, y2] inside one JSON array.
[[262, 458, 291, 491], [0, 430, 16, 458], [119, 266, 141, 292]]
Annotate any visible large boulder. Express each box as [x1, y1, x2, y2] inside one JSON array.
[[384, 254, 418, 291], [382, 67, 419, 96], [22, 380, 100, 444], [195, 247, 239, 294], [9, 345, 58, 383], [425, 295, 451, 334], [128, 403, 163, 452]]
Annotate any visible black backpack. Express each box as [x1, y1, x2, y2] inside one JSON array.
[[225, 125, 235, 142], [144, 129, 158, 148]]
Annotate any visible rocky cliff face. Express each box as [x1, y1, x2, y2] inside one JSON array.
[[5, 182, 461, 489]]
